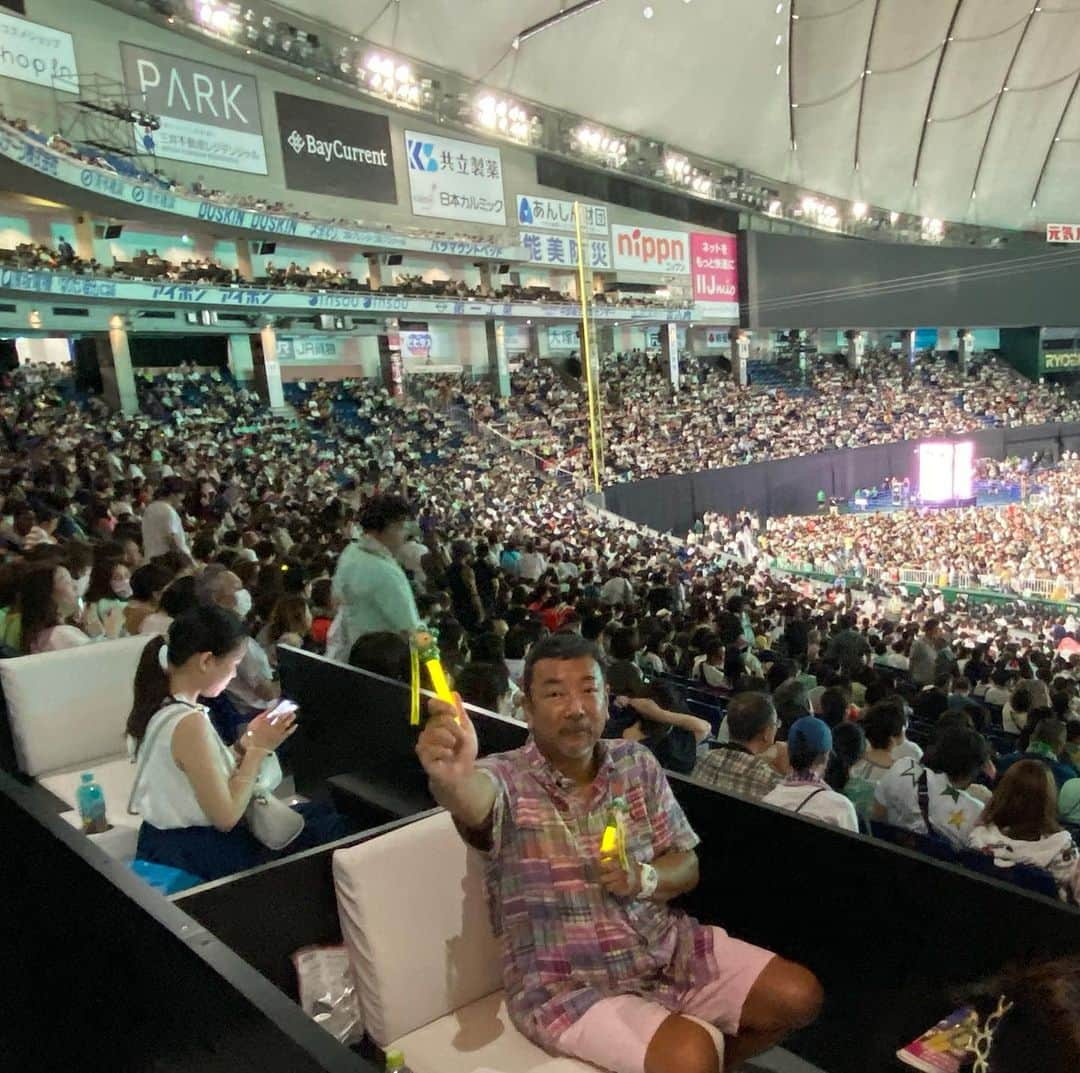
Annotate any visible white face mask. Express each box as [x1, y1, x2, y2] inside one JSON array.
[[75, 572, 91, 599], [111, 581, 133, 600], [233, 588, 253, 619]]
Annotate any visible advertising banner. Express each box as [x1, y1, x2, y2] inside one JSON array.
[[0, 10, 76, 88], [405, 129, 505, 224], [275, 92, 395, 202], [1045, 351, 1080, 371], [548, 326, 580, 351], [516, 195, 608, 235], [401, 331, 433, 359], [1046, 224, 1080, 243], [689, 232, 739, 318], [520, 231, 611, 270], [120, 43, 267, 174], [611, 224, 689, 275]]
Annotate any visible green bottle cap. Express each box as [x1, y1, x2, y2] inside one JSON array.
[[385, 1049, 405, 1072]]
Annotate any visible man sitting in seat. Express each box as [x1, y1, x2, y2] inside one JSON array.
[[417, 635, 821, 1073], [691, 691, 785, 801]]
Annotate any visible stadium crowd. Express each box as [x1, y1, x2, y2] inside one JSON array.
[[0, 357, 1077, 896], [457, 349, 1080, 480]]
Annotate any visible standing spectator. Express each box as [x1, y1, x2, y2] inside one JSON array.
[[141, 476, 190, 559], [909, 618, 941, 687], [330, 495, 420, 658]]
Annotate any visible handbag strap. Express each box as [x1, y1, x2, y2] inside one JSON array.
[[916, 769, 932, 831], [126, 699, 202, 816], [794, 787, 828, 814]]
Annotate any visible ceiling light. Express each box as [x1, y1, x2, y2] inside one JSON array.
[[776, 2, 783, 11], [776, 64, 783, 75], [852, 201, 867, 219], [768, 199, 783, 215], [643, 5, 654, 17], [776, 34, 783, 45], [889, 211, 899, 224]]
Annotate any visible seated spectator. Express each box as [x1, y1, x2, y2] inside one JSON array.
[[124, 562, 173, 636], [82, 549, 131, 631], [308, 577, 334, 652], [826, 720, 876, 823], [913, 672, 952, 723], [259, 593, 312, 668], [773, 677, 813, 738], [961, 957, 1080, 1073], [983, 666, 1014, 711], [127, 607, 346, 881], [997, 717, 1080, 791], [139, 574, 197, 636], [690, 634, 728, 689], [873, 727, 989, 848], [817, 686, 848, 728], [607, 625, 645, 695], [455, 660, 512, 717], [763, 716, 858, 831], [415, 633, 823, 1072], [968, 760, 1080, 903], [1060, 777, 1080, 824], [20, 563, 122, 653], [196, 564, 279, 717], [691, 691, 783, 799], [610, 685, 710, 775], [347, 630, 411, 683], [849, 701, 906, 786], [1002, 681, 1035, 736]]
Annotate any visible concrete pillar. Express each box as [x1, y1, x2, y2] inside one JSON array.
[[485, 319, 511, 398], [729, 328, 749, 387], [251, 326, 285, 408], [72, 215, 96, 262], [97, 319, 138, 414], [235, 240, 254, 282], [378, 318, 404, 398], [366, 254, 383, 293], [228, 333, 255, 382], [659, 322, 680, 393]]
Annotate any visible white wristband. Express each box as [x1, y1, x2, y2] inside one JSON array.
[[637, 862, 659, 899]]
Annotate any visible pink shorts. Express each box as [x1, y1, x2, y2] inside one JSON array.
[[555, 926, 775, 1073]]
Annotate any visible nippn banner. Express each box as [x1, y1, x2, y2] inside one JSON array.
[[611, 224, 689, 275], [276, 92, 396, 203]]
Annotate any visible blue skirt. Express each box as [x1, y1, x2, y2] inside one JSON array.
[[135, 802, 349, 882]]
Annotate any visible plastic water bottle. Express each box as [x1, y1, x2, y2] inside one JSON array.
[[76, 772, 108, 834], [384, 1049, 411, 1073]]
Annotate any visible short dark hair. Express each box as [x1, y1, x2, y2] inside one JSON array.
[[927, 726, 989, 781], [726, 691, 777, 744], [522, 633, 603, 694], [862, 701, 906, 749], [359, 495, 412, 533]]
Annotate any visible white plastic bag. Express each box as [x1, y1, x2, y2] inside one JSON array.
[[292, 944, 364, 1045]]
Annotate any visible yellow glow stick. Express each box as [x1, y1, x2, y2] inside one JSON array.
[[424, 657, 455, 705], [414, 629, 460, 722], [600, 825, 620, 857]]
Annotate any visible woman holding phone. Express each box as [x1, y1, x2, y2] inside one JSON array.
[[126, 605, 346, 881]]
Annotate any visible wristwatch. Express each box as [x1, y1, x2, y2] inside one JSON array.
[[637, 862, 659, 899]]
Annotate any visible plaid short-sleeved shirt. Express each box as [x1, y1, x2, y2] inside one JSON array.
[[467, 738, 707, 1049], [691, 744, 783, 801]]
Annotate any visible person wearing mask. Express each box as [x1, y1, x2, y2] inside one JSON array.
[[127, 606, 345, 881], [763, 716, 859, 831], [141, 476, 190, 559], [19, 563, 122, 653], [196, 564, 279, 717], [415, 633, 822, 1073], [968, 761, 1080, 903], [330, 495, 420, 659], [82, 552, 132, 631], [872, 726, 990, 848], [692, 691, 784, 800]]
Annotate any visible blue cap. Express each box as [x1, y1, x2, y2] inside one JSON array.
[[788, 716, 833, 757]]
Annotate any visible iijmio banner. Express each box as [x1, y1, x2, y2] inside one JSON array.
[[690, 232, 739, 320]]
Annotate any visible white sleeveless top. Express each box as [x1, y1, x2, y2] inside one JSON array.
[[129, 701, 235, 829]]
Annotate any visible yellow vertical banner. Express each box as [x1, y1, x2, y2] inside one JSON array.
[[573, 201, 604, 493]]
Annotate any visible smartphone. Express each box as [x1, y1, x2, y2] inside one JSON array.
[[265, 699, 299, 724]]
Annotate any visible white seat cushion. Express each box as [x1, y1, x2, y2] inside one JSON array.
[[390, 990, 594, 1073], [334, 811, 503, 1045], [39, 754, 139, 829], [0, 635, 151, 777]]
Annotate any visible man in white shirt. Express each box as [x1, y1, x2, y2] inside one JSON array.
[[872, 727, 989, 848], [517, 540, 547, 582], [141, 476, 190, 559], [397, 532, 429, 591]]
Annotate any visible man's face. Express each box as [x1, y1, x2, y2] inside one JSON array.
[[523, 656, 608, 764], [377, 520, 408, 554]]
